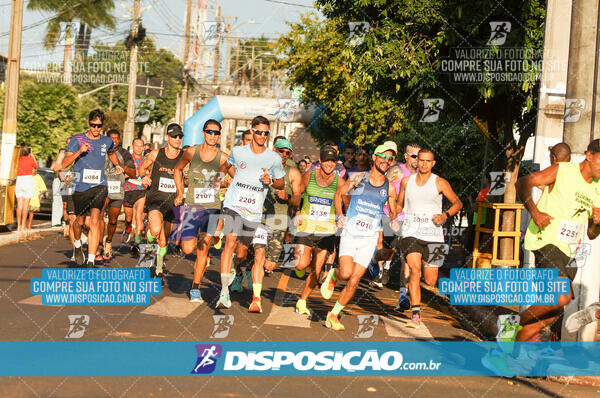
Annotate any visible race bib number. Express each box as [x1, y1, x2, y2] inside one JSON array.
[[235, 191, 260, 208], [308, 203, 331, 221], [108, 180, 121, 194], [158, 177, 176, 193], [194, 187, 215, 204], [253, 226, 268, 245], [82, 169, 101, 184], [557, 220, 581, 243], [128, 177, 142, 186], [353, 214, 376, 233]]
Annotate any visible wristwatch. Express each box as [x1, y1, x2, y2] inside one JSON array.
[[445, 211, 451, 219]]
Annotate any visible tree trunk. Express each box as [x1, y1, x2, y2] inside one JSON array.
[[63, 24, 72, 85]]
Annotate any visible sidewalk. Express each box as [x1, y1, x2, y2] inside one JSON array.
[[0, 222, 62, 247]]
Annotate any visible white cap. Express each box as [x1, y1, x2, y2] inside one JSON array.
[[383, 141, 398, 155]]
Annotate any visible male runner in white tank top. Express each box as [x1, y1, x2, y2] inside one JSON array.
[[396, 148, 462, 328]]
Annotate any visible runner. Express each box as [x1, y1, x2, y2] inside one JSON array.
[[215, 115, 285, 309], [101, 129, 135, 261], [293, 145, 342, 317], [320, 143, 399, 331], [139, 123, 184, 282], [61, 109, 133, 267], [173, 119, 229, 303], [240, 130, 252, 146], [247, 138, 301, 312], [123, 138, 147, 251], [516, 139, 600, 341], [396, 148, 462, 328], [54, 138, 76, 256], [342, 144, 355, 170]]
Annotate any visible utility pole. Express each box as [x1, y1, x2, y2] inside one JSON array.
[[108, 85, 114, 111], [123, 0, 141, 149], [250, 45, 255, 89], [212, 5, 221, 95], [179, 0, 192, 126], [0, 0, 24, 226], [63, 24, 72, 85], [225, 16, 232, 86]]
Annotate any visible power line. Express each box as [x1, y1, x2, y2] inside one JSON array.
[[262, 0, 314, 8]]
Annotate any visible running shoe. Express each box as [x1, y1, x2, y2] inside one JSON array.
[[245, 269, 253, 290], [565, 302, 600, 333], [325, 312, 344, 331], [481, 352, 516, 378], [215, 290, 231, 309], [213, 234, 223, 250], [86, 261, 95, 269], [295, 300, 311, 317], [73, 246, 85, 265], [407, 312, 421, 329], [380, 268, 390, 286], [70, 250, 75, 262], [189, 288, 203, 303], [249, 296, 262, 313], [121, 225, 131, 243], [230, 273, 244, 292], [320, 268, 336, 300], [95, 253, 104, 262], [294, 268, 306, 278], [103, 243, 113, 261], [395, 288, 411, 311], [130, 243, 140, 255]]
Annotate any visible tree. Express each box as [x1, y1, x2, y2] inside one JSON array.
[[277, 1, 546, 260]]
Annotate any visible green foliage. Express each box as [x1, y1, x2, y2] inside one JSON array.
[[14, 77, 98, 158], [230, 36, 277, 89], [277, 1, 546, 172]]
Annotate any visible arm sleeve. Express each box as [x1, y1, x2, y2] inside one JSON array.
[[227, 147, 237, 167], [66, 137, 78, 153], [107, 139, 114, 153]]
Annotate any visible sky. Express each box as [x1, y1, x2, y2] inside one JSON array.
[[0, 0, 320, 69]]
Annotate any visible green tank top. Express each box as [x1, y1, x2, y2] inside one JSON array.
[[299, 169, 339, 235], [524, 162, 600, 256], [185, 147, 222, 210], [264, 165, 293, 231]]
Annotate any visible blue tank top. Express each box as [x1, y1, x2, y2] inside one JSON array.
[[345, 172, 389, 237]]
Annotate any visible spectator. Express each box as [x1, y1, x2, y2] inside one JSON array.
[[297, 159, 308, 175], [27, 173, 48, 230], [50, 140, 69, 227], [15, 145, 37, 231]]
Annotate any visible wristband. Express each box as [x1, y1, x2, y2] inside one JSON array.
[[445, 211, 451, 219]]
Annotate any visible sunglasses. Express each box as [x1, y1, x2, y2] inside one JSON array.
[[170, 134, 183, 139], [205, 129, 221, 136], [90, 123, 103, 128], [408, 154, 418, 159], [375, 153, 394, 161], [252, 128, 270, 136], [277, 148, 292, 156]]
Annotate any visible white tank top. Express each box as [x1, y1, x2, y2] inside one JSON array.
[[401, 173, 444, 242]]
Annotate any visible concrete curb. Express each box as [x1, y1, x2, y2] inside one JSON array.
[[0, 226, 61, 247]]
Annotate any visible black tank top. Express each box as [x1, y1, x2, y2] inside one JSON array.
[[147, 147, 183, 205]]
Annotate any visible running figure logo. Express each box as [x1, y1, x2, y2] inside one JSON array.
[[564, 99, 585, 123], [346, 21, 370, 46], [210, 315, 234, 339], [354, 315, 379, 338], [420, 99, 444, 123], [191, 344, 223, 374], [280, 243, 299, 268], [487, 22, 511, 46], [426, 243, 449, 268], [567, 243, 592, 269], [65, 315, 89, 339], [489, 172, 510, 196], [572, 206, 588, 218]]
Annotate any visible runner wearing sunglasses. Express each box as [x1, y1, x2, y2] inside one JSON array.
[[320, 144, 399, 331], [139, 123, 184, 284], [173, 120, 229, 303], [215, 116, 286, 309]]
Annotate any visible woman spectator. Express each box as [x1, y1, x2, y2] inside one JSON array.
[[15, 145, 37, 231]]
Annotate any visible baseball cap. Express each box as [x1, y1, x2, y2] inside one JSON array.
[[383, 141, 398, 155], [320, 145, 338, 162], [166, 123, 183, 137], [274, 139, 293, 151], [374, 144, 396, 156]]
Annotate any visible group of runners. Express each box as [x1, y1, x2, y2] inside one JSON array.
[[56, 107, 600, 336]]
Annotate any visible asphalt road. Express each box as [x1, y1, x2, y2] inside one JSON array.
[[0, 231, 598, 397]]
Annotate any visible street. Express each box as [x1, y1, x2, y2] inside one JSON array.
[[0, 231, 598, 397]]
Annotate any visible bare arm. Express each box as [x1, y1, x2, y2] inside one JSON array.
[[395, 177, 409, 215], [288, 167, 302, 209], [51, 150, 65, 172], [434, 177, 463, 225], [174, 147, 195, 205], [334, 177, 349, 223], [387, 182, 398, 221], [108, 152, 137, 178], [516, 164, 559, 229]]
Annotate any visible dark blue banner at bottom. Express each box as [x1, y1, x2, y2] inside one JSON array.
[[1, 341, 600, 377]]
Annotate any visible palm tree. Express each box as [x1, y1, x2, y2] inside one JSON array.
[[27, 0, 116, 81]]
